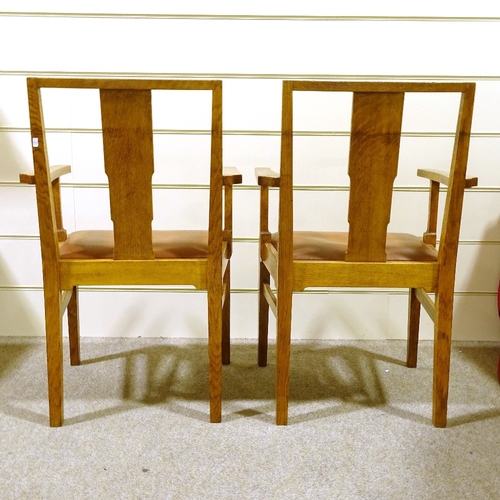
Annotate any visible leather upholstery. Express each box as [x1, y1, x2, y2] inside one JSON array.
[[271, 231, 437, 261], [59, 230, 209, 259]]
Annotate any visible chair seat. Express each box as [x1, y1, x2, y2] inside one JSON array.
[[271, 231, 438, 261], [60, 230, 209, 259]]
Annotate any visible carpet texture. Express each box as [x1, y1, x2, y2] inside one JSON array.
[[1, 337, 499, 499]]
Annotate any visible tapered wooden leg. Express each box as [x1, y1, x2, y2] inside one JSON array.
[[407, 288, 421, 368], [68, 287, 81, 366], [207, 288, 222, 423], [222, 263, 230, 366], [432, 292, 453, 428], [44, 287, 64, 427], [276, 288, 292, 426], [258, 262, 270, 367]]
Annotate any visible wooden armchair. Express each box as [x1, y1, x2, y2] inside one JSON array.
[[257, 81, 477, 427], [20, 78, 242, 426]]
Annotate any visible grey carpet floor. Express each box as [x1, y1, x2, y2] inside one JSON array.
[[1, 337, 500, 499]]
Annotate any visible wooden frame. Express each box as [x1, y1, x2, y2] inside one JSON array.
[[21, 78, 242, 426], [257, 80, 476, 427]]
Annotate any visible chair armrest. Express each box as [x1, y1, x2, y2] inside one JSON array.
[[222, 168, 241, 257], [255, 168, 280, 187], [417, 168, 478, 188], [20, 165, 71, 242], [223, 167, 243, 186], [255, 168, 280, 236], [419, 168, 478, 247], [19, 164, 72, 185]]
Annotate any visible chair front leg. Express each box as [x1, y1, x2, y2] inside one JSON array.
[[407, 288, 421, 368], [221, 168, 242, 367], [68, 286, 81, 366], [222, 262, 230, 365], [258, 260, 270, 367], [257, 182, 272, 367]]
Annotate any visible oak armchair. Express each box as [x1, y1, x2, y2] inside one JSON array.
[[21, 78, 241, 426], [257, 80, 477, 427]]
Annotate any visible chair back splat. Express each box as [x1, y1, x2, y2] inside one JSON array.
[[347, 91, 404, 262], [100, 88, 155, 260]]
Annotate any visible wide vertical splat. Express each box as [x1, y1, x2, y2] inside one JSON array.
[[100, 89, 155, 260], [346, 91, 404, 262]]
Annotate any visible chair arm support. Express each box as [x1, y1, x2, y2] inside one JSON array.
[[255, 168, 279, 235], [419, 168, 478, 247], [417, 168, 478, 188], [19, 164, 72, 185], [222, 167, 242, 257], [223, 167, 243, 186], [20, 165, 71, 242], [255, 167, 280, 187]]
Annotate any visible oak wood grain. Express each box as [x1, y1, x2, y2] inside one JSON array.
[[100, 89, 155, 260], [346, 91, 404, 262], [25, 77, 240, 426], [256, 80, 476, 428]]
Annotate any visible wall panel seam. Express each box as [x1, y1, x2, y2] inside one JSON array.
[[5, 127, 500, 139], [3, 70, 500, 81], [1, 182, 495, 193], [2, 12, 500, 22]]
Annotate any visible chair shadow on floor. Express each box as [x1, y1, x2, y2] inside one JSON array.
[[446, 214, 500, 426], [446, 342, 500, 427], [3, 338, 500, 427], [47, 340, 424, 426]]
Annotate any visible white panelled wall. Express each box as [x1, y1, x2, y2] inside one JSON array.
[[1, 2, 499, 341]]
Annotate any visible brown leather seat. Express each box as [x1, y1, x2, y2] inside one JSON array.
[[60, 230, 209, 259], [271, 231, 437, 262]]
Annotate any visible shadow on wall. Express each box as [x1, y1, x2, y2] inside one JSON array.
[[453, 214, 500, 341], [0, 109, 31, 182], [453, 213, 500, 382], [0, 253, 42, 337], [0, 108, 43, 341], [0, 221, 43, 381]]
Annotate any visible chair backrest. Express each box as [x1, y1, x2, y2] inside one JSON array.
[[279, 81, 475, 263], [27, 78, 223, 261]]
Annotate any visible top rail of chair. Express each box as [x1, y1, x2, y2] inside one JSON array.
[[27, 77, 221, 91], [284, 80, 475, 93]]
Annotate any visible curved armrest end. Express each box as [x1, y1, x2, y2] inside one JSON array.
[[417, 169, 450, 185], [19, 164, 72, 185], [417, 168, 478, 189]]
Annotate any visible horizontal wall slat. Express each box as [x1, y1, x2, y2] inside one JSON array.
[[0, 7, 499, 340], [1, 4, 500, 24]]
